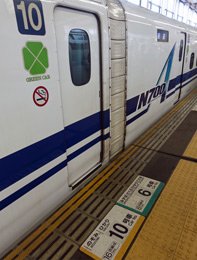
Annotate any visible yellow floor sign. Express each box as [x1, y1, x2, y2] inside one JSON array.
[[80, 205, 144, 260]]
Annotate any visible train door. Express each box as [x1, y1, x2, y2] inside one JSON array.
[[55, 7, 102, 186], [174, 32, 186, 103]]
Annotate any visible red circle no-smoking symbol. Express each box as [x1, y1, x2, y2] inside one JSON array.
[[33, 86, 49, 107]]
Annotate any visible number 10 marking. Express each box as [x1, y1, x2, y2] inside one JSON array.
[[13, 0, 46, 35], [109, 223, 129, 240]]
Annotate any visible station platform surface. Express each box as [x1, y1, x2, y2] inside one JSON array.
[[4, 90, 197, 260]]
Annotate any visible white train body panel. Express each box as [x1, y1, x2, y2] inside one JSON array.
[[0, 0, 196, 256], [121, 1, 197, 144]]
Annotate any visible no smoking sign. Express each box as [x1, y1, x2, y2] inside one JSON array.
[[33, 86, 49, 107]]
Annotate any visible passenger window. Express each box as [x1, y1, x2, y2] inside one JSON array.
[[69, 29, 91, 86], [157, 29, 169, 42], [189, 53, 195, 69], [179, 40, 183, 62]]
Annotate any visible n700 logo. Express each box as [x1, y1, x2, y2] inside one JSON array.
[[138, 83, 166, 110]]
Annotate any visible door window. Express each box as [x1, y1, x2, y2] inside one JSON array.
[[69, 29, 91, 86], [190, 53, 195, 69], [179, 40, 183, 62]]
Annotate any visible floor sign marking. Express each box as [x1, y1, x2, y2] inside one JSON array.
[[117, 175, 164, 216], [33, 86, 49, 107], [80, 205, 144, 260]]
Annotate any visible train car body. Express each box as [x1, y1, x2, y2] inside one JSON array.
[[0, 0, 196, 255]]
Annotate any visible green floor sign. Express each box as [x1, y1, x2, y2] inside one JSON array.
[[23, 42, 49, 75]]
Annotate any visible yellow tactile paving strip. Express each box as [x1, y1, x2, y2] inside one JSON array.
[[126, 159, 197, 260], [184, 130, 197, 159]]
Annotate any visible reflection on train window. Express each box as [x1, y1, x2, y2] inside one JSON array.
[[69, 29, 91, 86], [189, 53, 194, 69], [179, 40, 183, 62]]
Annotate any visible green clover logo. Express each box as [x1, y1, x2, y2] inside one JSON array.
[[23, 42, 49, 75]]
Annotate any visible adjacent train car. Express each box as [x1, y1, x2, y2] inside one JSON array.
[[0, 0, 196, 255]]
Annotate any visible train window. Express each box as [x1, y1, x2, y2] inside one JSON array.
[[189, 53, 195, 69], [157, 29, 169, 42], [69, 29, 91, 86], [179, 40, 183, 62]]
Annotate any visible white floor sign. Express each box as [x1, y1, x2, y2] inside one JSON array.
[[80, 205, 144, 260], [117, 175, 164, 216]]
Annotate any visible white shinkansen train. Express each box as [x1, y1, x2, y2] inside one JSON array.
[[0, 0, 197, 255]]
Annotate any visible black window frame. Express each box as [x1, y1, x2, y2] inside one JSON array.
[[69, 28, 91, 87]]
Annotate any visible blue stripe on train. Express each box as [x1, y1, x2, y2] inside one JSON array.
[[168, 68, 197, 92], [167, 75, 197, 99], [0, 133, 110, 211], [182, 68, 197, 82], [126, 105, 150, 126], [168, 75, 181, 91], [126, 68, 197, 118], [126, 68, 197, 125], [0, 110, 110, 191], [126, 95, 140, 116], [0, 160, 68, 211], [68, 133, 110, 162], [65, 110, 110, 149], [182, 75, 197, 88], [0, 131, 66, 191]]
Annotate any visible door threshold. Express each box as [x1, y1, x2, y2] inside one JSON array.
[[69, 163, 102, 190]]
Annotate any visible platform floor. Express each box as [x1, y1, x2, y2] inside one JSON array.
[[127, 146, 197, 259], [4, 90, 197, 260]]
